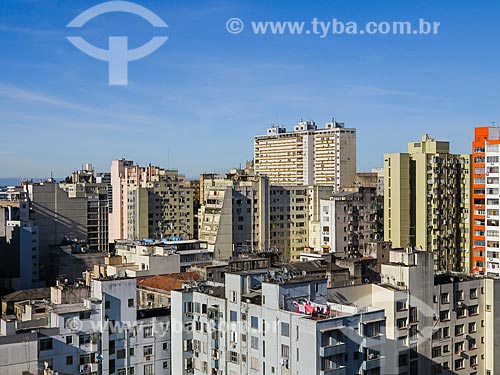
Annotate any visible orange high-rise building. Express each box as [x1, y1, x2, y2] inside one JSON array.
[[472, 126, 500, 275]]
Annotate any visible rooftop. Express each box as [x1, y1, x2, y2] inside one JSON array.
[[434, 272, 479, 286], [50, 303, 90, 315], [2, 288, 50, 302], [137, 272, 200, 291]]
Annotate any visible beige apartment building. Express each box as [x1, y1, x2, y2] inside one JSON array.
[[384, 134, 471, 272], [254, 118, 356, 189], [198, 169, 335, 261], [198, 172, 270, 260], [109, 159, 194, 243]]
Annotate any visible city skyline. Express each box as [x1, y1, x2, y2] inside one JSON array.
[[2, 0, 500, 177]]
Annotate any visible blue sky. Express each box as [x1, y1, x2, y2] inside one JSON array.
[[0, 0, 499, 179]]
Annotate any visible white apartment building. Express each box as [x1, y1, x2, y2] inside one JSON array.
[[254, 119, 356, 189], [114, 238, 212, 273], [484, 142, 500, 276], [333, 247, 500, 375], [0, 276, 172, 375], [172, 269, 387, 375]]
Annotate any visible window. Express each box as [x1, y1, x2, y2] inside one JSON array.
[[230, 351, 238, 363], [79, 353, 95, 365], [409, 325, 418, 340], [117, 349, 125, 359], [441, 293, 449, 304], [469, 305, 479, 315], [251, 336, 259, 350], [455, 324, 465, 336], [468, 338, 477, 350], [432, 328, 442, 340], [143, 345, 153, 356], [455, 290, 464, 301], [364, 321, 381, 337], [396, 300, 408, 311], [397, 318, 407, 329], [128, 298, 134, 307], [144, 364, 154, 375], [469, 322, 477, 333], [409, 307, 418, 323], [163, 361, 169, 369], [398, 353, 408, 367], [229, 290, 237, 303], [230, 310, 237, 322], [440, 310, 450, 321], [281, 344, 290, 358], [66, 355, 73, 365], [443, 326, 450, 338], [455, 341, 464, 353], [281, 322, 290, 337], [432, 346, 441, 358], [457, 307, 467, 318], [163, 342, 169, 351], [251, 316, 259, 329], [65, 336, 73, 345], [79, 310, 91, 320], [470, 355, 478, 367], [40, 338, 53, 351], [455, 358, 464, 370], [143, 326, 153, 338]]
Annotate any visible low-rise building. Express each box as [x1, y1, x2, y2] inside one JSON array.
[[172, 268, 387, 375]]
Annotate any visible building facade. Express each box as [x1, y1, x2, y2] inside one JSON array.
[[318, 186, 383, 257], [172, 270, 387, 375], [0, 188, 40, 291], [109, 160, 194, 243], [254, 119, 356, 189], [59, 164, 111, 252], [471, 126, 500, 276], [384, 134, 471, 272]]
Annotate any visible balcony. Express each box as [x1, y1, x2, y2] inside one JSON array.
[[362, 356, 385, 371], [321, 366, 347, 375], [320, 343, 346, 357], [79, 363, 98, 374], [362, 334, 386, 347]]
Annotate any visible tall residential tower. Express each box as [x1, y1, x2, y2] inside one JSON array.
[[471, 126, 500, 276], [254, 119, 356, 189], [384, 134, 471, 272]]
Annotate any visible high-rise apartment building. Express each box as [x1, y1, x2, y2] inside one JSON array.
[[318, 186, 383, 257], [0, 188, 40, 291], [198, 173, 270, 260], [109, 160, 194, 244], [198, 169, 334, 262], [59, 164, 110, 252], [254, 119, 356, 189], [384, 134, 471, 272], [471, 126, 500, 276]]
